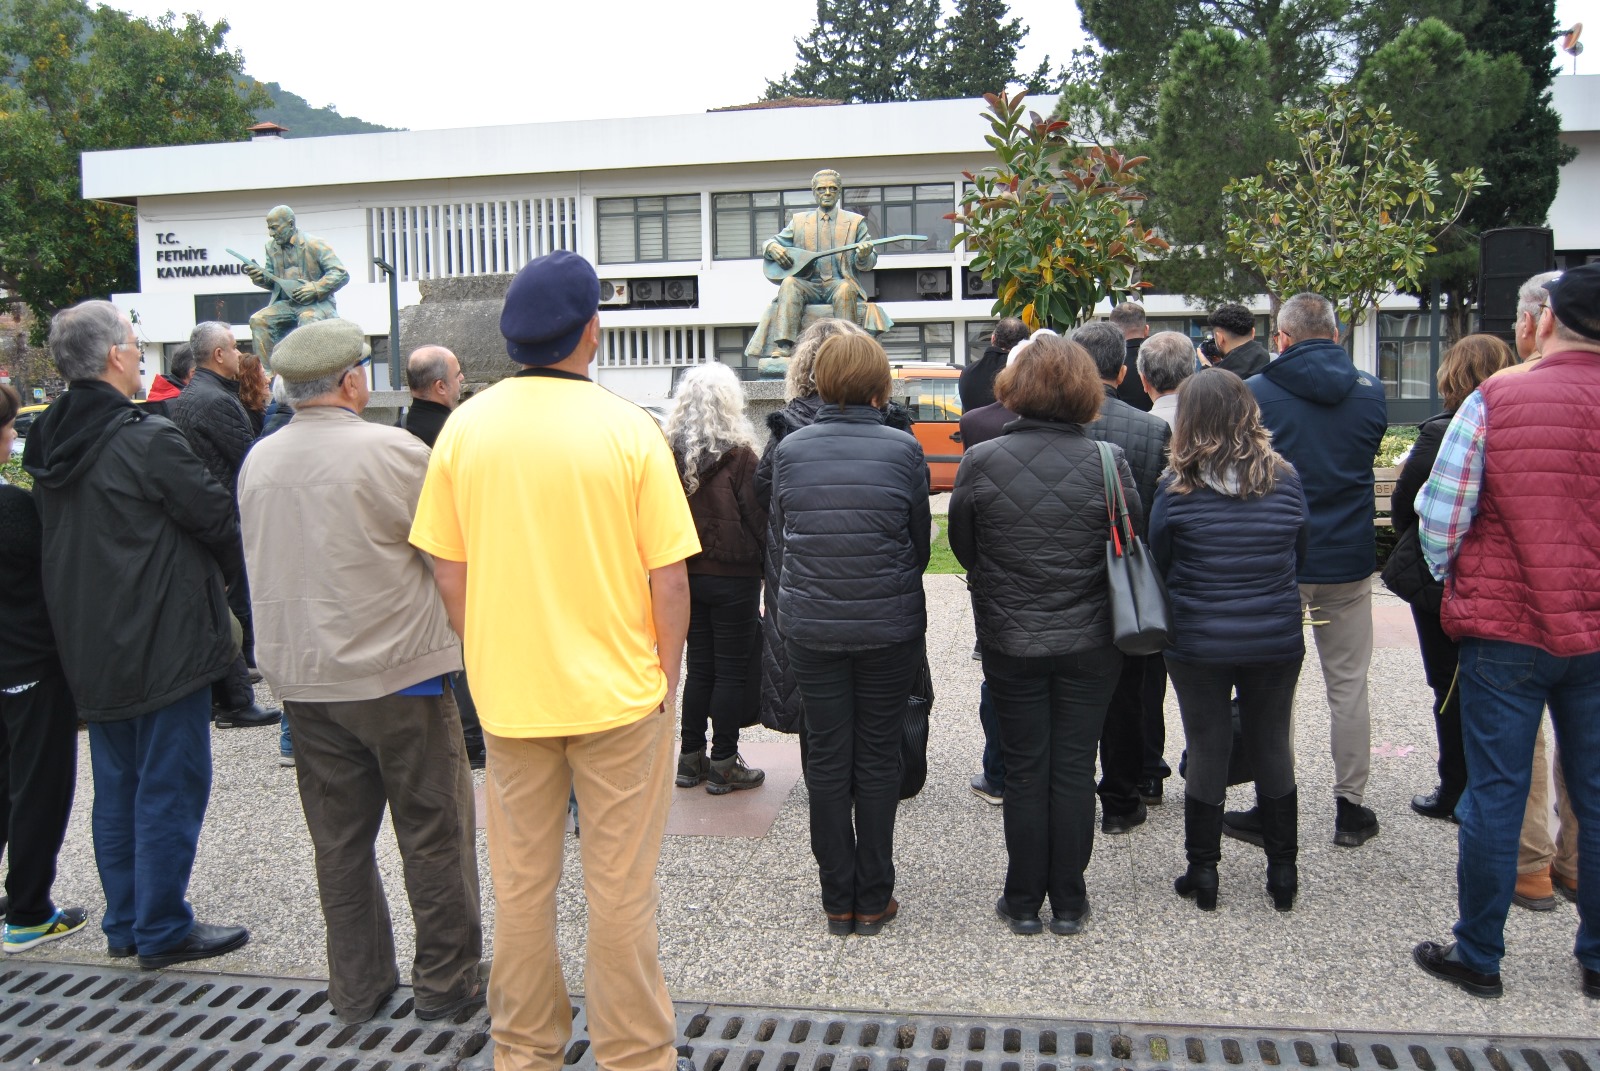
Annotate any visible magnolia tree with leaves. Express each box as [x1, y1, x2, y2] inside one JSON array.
[[950, 92, 1169, 332], [1223, 88, 1486, 341]]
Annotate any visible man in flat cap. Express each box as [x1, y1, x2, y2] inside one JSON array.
[[1412, 262, 1600, 1001], [411, 250, 698, 1071], [238, 318, 482, 1025]]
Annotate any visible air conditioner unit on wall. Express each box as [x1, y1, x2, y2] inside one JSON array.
[[665, 279, 697, 301], [599, 280, 629, 306], [917, 269, 950, 296], [964, 270, 997, 298], [632, 280, 664, 302]]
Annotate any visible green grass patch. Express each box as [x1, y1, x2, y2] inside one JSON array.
[[927, 522, 965, 575]]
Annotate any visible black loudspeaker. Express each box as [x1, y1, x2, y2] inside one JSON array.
[[1479, 227, 1555, 341]]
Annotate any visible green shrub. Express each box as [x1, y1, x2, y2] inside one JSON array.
[[0, 456, 30, 490], [1375, 425, 1419, 468]]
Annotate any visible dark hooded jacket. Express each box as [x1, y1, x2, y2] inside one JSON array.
[[22, 380, 241, 721], [959, 346, 1008, 412], [1216, 338, 1271, 379], [1247, 338, 1387, 584], [166, 367, 255, 497]]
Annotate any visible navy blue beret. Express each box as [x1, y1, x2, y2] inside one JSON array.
[[501, 250, 601, 366]]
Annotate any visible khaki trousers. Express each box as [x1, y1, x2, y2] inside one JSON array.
[[1519, 720, 1581, 880], [1300, 580, 1374, 805], [484, 708, 676, 1071], [286, 693, 483, 1023]]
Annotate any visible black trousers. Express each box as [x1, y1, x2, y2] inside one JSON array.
[[788, 639, 917, 918], [1165, 656, 1302, 806], [0, 670, 79, 927], [1411, 603, 1465, 804], [983, 644, 1123, 919], [1097, 653, 1166, 815], [682, 575, 761, 760]]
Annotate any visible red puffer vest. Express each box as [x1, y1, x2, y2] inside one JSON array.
[[1441, 349, 1600, 655]]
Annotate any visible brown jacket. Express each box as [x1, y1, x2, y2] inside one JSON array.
[[681, 445, 766, 577], [238, 406, 461, 701]]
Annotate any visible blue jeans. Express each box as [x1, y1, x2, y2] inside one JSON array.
[[87, 687, 213, 954], [1453, 638, 1600, 973]]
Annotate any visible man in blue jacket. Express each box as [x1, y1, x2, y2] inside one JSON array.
[[1238, 293, 1387, 847]]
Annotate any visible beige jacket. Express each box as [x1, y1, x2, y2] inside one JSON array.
[[238, 406, 461, 702]]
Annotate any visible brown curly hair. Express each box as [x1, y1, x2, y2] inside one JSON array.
[[1436, 334, 1515, 410], [237, 354, 270, 413]]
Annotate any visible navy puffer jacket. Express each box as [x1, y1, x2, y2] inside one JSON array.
[[1148, 468, 1309, 665], [769, 405, 930, 649]]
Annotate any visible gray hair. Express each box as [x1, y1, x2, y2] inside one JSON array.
[[1071, 320, 1129, 380], [407, 345, 453, 394], [49, 300, 126, 381], [1107, 301, 1147, 334], [666, 363, 757, 496], [785, 318, 868, 401], [270, 375, 288, 405], [1518, 271, 1561, 320], [281, 367, 355, 406], [1138, 331, 1198, 393], [1277, 293, 1338, 343], [168, 343, 195, 383], [189, 321, 235, 367]]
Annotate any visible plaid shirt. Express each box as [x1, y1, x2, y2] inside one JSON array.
[[1416, 390, 1487, 580]]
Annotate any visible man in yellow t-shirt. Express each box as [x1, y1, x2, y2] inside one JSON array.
[[410, 250, 698, 1071]]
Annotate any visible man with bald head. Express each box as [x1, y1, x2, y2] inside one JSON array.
[[403, 345, 464, 449], [245, 205, 349, 367]]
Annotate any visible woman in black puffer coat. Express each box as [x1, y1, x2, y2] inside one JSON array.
[[949, 334, 1138, 938], [1149, 369, 1308, 913], [768, 332, 929, 939]]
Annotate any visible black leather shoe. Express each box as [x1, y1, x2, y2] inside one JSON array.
[[1412, 940, 1502, 998], [1585, 966, 1599, 999], [213, 703, 281, 729], [1410, 788, 1459, 823], [107, 942, 136, 958], [1101, 800, 1147, 835], [138, 923, 249, 969], [1137, 778, 1164, 805], [1335, 797, 1380, 847], [995, 897, 1043, 935], [1048, 903, 1091, 936], [1222, 805, 1265, 847]]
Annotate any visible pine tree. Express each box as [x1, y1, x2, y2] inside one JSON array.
[[918, 0, 1042, 99], [765, 0, 940, 103]]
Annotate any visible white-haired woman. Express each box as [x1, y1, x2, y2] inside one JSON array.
[[666, 363, 769, 794]]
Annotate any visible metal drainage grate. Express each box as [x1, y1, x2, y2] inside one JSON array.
[[461, 1006, 1600, 1071], [0, 962, 488, 1070]]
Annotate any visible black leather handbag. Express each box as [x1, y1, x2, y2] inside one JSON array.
[[899, 645, 934, 800], [1095, 442, 1171, 656], [1381, 524, 1445, 615]]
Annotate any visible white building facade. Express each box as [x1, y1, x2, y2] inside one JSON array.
[[81, 81, 1600, 420]]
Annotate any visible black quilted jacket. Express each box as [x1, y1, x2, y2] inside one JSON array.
[[1083, 384, 1169, 537], [166, 368, 255, 498], [769, 405, 930, 650], [949, 418, 1140, 658]]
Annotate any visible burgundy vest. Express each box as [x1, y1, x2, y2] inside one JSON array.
[[1441, 350, 1600, 655]]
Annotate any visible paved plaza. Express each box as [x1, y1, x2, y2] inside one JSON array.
[[19, 572, 1599, 1043]]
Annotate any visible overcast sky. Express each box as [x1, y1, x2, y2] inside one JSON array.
[[106, 0, 1598, 132]]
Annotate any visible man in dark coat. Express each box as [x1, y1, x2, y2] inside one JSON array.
[[1244, 292, 1386, 848], [167, 321, 278, 728], [1073, 321, 1172, 830], [143, 344, 193, 418], [1108, 302, 1154, 411], [23, 300, 250, 969], [1208, 303, 1272, 378], [959, 318, 1029, 413]]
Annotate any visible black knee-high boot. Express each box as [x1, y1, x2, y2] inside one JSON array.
[[1258, 786, 1299, 911], [1174, 796, 1223, 911]]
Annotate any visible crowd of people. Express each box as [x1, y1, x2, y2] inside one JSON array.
[[0, 250, 1595, 1071]]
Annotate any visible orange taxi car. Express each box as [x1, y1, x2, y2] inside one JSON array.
[[889, 362, 965, 493]]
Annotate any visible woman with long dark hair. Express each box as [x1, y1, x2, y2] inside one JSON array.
[[949, 335, 1138, 936], [1149, 368, 1308, 911], [1391, 334, 1515, 823], [769, 332, 929, 936], [665, 363, 768, 794]]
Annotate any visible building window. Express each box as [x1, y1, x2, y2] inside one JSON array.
[[964, 320, 998, 363], [714, 326, 762, 380], [713, 184, 956, 260], [1376, 311, 1440, 401], [879, 322, 955, 364], [597, 195, 702, 264], [843, 184, 954, 254]]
